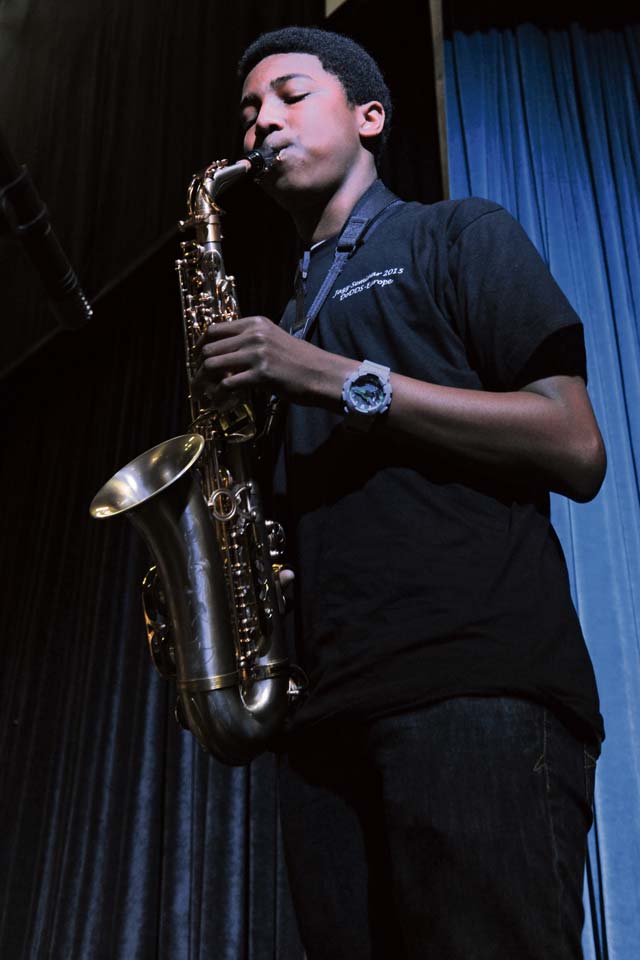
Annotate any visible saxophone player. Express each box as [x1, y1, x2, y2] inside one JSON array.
[[193, 26, 606, 960]]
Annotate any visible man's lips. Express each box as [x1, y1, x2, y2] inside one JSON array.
[[266, 144, 291, 163], [255, 144, 299, 185], [257, 147, 290, 181]]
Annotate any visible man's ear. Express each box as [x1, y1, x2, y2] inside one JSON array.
[[358, 100, 385, 142]]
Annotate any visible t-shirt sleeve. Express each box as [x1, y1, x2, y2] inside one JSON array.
[[446, 202, 587, 390]]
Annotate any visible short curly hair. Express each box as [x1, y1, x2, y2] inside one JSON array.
[[238, 26, 392, 164]]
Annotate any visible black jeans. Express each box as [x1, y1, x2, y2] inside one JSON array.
[[279, 697, 598, 960]]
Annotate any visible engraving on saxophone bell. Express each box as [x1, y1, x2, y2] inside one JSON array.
[[89, 149, 294, 766], [142, 566, 176, 679]]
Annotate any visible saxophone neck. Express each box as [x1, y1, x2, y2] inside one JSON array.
[[180, 169, 225, 248], [180, 148, 279, 243]]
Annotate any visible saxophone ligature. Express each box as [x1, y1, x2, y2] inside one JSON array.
[[90, 147, 297, 765]]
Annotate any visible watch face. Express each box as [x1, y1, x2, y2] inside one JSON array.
[[350, 373, 385, 413]]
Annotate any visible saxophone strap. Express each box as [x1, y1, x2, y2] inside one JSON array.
[[289, 179, 404, 341]]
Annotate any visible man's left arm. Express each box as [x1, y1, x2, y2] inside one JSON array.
[[373, 368, 606, 502]]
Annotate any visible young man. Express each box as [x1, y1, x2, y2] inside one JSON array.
[[194, 26, 606, 960]]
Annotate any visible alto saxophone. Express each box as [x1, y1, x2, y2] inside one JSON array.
[[90, 148, 295, 765]]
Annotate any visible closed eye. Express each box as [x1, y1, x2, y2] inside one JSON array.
[[240, 92, 310, 131]]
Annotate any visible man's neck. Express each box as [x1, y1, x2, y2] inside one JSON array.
[[292, 165, 378, 247]]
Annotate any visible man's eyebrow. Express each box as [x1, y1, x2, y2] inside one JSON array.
[[240, 73, 314, 111]]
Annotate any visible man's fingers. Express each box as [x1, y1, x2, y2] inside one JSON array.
[[278, 568, 295, 604], [191, 350, 253, 392], [195, 317, 267, 351], [194, 323, 235, 354]]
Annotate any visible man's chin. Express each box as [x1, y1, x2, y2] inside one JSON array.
[[257, 164, 336, 217], [258, 172, 305, 209]]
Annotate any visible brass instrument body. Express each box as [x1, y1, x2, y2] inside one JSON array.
[[91, 150, 292, 765]]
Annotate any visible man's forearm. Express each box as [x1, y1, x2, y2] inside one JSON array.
[[381, 372, 605, 501], [301, 353, 606, 502]]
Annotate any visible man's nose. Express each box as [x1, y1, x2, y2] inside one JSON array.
[[254, 99, 284, 139]]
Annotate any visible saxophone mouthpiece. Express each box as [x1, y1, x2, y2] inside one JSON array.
[[244, 147, 279, 180], [198, 148, 280, 207]]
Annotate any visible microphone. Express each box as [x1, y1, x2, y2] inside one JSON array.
[[0, 129, 93, 330]]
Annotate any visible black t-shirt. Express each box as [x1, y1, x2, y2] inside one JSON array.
[[275, 191, 603, 743]]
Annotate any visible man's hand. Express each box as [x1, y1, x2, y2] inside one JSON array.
[[192, 316, 353, 407], [278, 567, 295, 611]]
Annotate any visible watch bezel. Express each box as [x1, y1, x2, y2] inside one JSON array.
[[341, 361, 393, 427], [348, 372, 388, 412]]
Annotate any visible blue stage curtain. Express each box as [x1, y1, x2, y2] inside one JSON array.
[[445, 22, 640, 960]]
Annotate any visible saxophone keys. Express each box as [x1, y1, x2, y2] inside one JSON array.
[[208, 487, 237, 522]]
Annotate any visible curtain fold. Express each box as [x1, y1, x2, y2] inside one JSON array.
[[445, 22, 640, 960]]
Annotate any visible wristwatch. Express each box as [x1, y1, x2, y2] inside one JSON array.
[[341, 360, 393, 432]]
